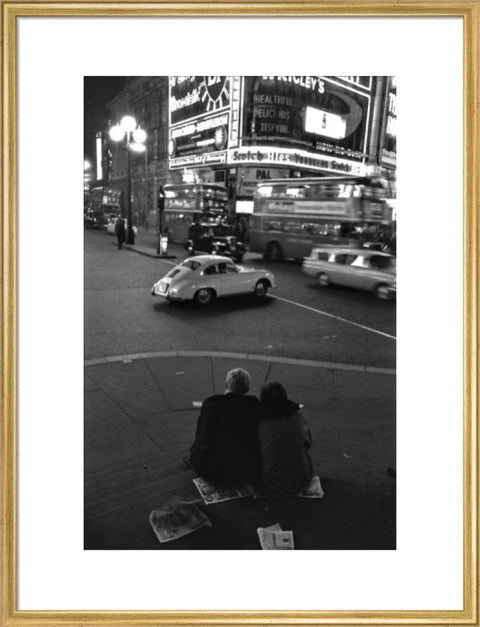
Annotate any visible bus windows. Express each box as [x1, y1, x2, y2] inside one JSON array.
[[257, 185, 274, 197], [302, 223, 315, 234], [338, 184, 353, 198], [265, 220, 282, 231], [286, 185, 309, 198]]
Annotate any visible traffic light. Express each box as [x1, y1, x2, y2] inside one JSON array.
[[157, 186, 165, 212]]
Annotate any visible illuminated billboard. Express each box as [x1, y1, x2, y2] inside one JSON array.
[[381, 76, 397, 167], [168, 76, 232, 169], [168, 76, 374, 177], [241, 76, 372, 164]]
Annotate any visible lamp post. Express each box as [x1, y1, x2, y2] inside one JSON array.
[[109, 115, 147, 245], [157, 185, 165, 255]]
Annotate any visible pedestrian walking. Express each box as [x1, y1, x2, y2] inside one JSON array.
[[115, 217, 126, 249]]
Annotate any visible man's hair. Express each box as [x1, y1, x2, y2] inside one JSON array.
[[225, 368, 251, 395]]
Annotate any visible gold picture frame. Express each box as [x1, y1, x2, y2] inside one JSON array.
[[2, 2, 478, 625]]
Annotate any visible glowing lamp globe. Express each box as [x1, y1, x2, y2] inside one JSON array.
[[120, 115, 136, 133], [130, 142, 146, 153], [109, 125, 125, 142], [133, 128, 147, 144]]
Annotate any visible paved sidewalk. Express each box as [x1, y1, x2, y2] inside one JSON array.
[[125, 227, 179, 258], [84, 352, 396, 550]]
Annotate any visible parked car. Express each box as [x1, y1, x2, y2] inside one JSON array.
[[185, 223, 245, 262], [105, 217, 138, 236], [302, 247, 396, 300], [84, 210, 108, 230], [152, 255, 276, 305]]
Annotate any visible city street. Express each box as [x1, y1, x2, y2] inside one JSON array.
[[84, 227, 396, 550], [85, 229, 395, 369]]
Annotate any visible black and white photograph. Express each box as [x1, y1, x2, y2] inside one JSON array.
[[84, 76, 397, 550]]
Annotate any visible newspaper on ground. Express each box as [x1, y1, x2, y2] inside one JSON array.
[[257, 523, 295, 550], [298, 475, 325, 498], [193, 477, 252, 505], [149, 499, 211, 544], [253, 475, 325, 499]]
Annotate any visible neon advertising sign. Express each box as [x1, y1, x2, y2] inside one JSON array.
[[227, 146, 366, 176], [242, 76, 371, 164], [169, 76, 232, 169]]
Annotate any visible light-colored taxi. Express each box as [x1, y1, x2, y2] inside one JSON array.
[[302, 247, 396, 300], [105, 217, 138, 236], [152, 255, 276, 305]]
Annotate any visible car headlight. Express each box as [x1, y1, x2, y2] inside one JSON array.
[[169, 287, 178, 295]]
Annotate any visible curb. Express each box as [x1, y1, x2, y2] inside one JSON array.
[[108, 236, 177, 259], [124, 243, 177, 259], [84, 350, 396, 375]]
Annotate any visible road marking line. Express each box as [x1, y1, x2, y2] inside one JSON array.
[[271, 294, 396, 340]]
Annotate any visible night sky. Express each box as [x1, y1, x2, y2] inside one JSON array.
[[84, 76, 127, 165]]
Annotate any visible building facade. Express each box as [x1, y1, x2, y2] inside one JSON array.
[[103, 76, 396, 225]]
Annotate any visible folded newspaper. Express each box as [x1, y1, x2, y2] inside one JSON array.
[[193, 477, 252, 505], [149, 499, 212, 544], [257, 523, 294, 550]]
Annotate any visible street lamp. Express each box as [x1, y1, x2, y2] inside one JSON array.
[[109, 115, 147, 245]]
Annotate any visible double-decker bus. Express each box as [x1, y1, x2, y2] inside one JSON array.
[[84, 186, 122, 229], [250, 176, 394, 261], [163, 183, 229, 242]]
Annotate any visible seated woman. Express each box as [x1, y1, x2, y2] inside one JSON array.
[[258, 381, 314, 495]]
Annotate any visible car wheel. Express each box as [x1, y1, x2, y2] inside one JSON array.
[[375, 283, 391, 300], [265, 242, 282, 261], [253, 280, 269, 299], [194, 288, 215, 306], [318, 273, 330, 287]]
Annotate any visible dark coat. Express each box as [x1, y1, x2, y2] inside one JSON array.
[[189, 393, 261, 486], [258, 400, 314, 494], [115, 219, 126, 245]]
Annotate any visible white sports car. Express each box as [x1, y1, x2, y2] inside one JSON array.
[[152, 255, 276, 305]]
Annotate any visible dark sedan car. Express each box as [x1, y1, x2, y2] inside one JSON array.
[[185, 223, 245, 262]]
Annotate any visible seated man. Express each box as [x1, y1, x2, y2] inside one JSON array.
[[188, 368, 261, 487]]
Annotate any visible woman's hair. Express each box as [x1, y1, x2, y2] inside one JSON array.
[[260, 381, 288, 404]]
